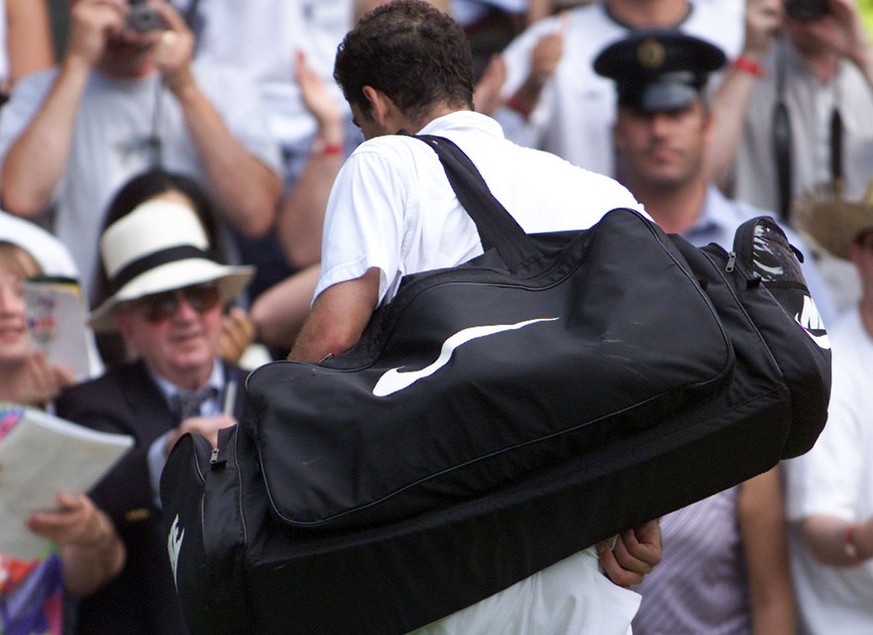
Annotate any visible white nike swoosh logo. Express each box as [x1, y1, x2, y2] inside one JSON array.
[[167, 514, 185, 589], [794, 295, 831, 350], [372, 317, 559, 397]]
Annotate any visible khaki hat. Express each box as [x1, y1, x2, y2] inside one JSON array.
[[794, 180, 873, 261], [90, 199, 254, 332]]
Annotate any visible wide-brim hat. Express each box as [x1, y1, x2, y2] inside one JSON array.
[[90, 199, 254, 332], [794, 180, 873, 261]]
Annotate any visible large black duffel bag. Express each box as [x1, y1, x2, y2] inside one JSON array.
[[160, 136, 830, 635]]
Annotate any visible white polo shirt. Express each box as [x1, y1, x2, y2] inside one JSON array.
[[316, 109, 645, 634], [317, 110, 644, 304]]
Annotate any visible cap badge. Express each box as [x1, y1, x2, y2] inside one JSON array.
[[637, 38, 666, 69]]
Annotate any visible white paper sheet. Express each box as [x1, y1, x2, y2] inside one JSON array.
[[0, 405, 134, 560]]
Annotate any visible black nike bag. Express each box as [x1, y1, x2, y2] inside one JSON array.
[[160, 136, 830, 635]]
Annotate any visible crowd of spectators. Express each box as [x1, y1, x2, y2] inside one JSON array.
[[2, 0, 872, 633]]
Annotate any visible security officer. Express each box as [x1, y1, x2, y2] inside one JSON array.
[[594, 30, 822, 635], [594, 30, 835, 322]]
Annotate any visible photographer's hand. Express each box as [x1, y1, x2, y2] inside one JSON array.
[[149, 0, 196, 95], [0, 0, 128, 218], [813, 0, 873, 84], [142, 0, 281, 238], [743, 0, 784, 59], [66, 0, 126, 70], [296, 50, 343, 146]]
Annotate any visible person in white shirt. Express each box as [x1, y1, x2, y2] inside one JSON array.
[[785, 195, 873, 635], [291, 2, 662, 633]]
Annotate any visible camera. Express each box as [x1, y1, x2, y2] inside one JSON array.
[[126, 0, 167, 33], [785, 0, 829, 22]]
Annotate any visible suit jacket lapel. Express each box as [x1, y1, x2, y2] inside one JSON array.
[[119, 361, 177, 444]]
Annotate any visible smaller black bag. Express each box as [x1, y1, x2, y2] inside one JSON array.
[[670, 214, 831, 458], [160, 136, 830, 635], [161, 429, 252, 635]]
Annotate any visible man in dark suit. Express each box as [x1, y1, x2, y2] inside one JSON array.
[[56, 197, 254, 635]]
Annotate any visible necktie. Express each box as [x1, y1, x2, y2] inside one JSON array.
[[174, 386, 217, 422]]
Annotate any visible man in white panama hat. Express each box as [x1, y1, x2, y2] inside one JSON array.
[[55, 198, 253, 635], [783, 191, 873, 634]]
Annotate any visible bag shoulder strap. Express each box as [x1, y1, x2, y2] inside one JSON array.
[[410, 133, 540, 268]]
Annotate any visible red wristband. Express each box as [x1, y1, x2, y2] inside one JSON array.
[[732, 56, 767, 78], [312, 139, 343, 157], [844, 524, 862, 565]]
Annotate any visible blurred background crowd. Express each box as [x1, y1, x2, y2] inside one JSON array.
[[2, 0, 873, 633]]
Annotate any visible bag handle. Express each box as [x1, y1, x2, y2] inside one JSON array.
[[410, 133, 540, 268]]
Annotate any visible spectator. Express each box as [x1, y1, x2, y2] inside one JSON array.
[[709, 0, 873, 312], [55, 199, 252, 634], [495, 0, 744, 174], [0, 239, 124, 635], [291, 3, 661, 632], [0, 0, 282, 297], [0, 210, 77, 281], [0, 211, 105, 378], [784, 192, 873, 634], [713, 0, 873, 219], [0, 241, 75, 406], [597, 29, 836, 324], [91, 168, 258, 369], [593, 30, 800, 634]]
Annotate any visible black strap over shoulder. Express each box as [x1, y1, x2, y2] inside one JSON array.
[[408, 133, 540, 269]]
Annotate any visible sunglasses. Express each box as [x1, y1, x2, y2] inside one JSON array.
[[131, 283, 221, 322]]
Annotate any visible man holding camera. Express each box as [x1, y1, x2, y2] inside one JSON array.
[[704, 0, 873, 314], [0, 0, 282, 298], [709, 0, 873, 222]]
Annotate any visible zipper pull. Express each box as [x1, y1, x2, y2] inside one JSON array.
[[209, 447, 225, 468], [725, 251, 737, 273]]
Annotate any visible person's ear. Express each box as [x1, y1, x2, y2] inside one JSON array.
[[702, 105, 714, 141], [362, 86, 395, 128]]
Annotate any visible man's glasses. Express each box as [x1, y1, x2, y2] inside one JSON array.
[[131, 283, 221, 322]]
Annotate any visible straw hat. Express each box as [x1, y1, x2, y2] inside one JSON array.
[[89, 199, 254, 332], [794, 179, 873, 261]]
